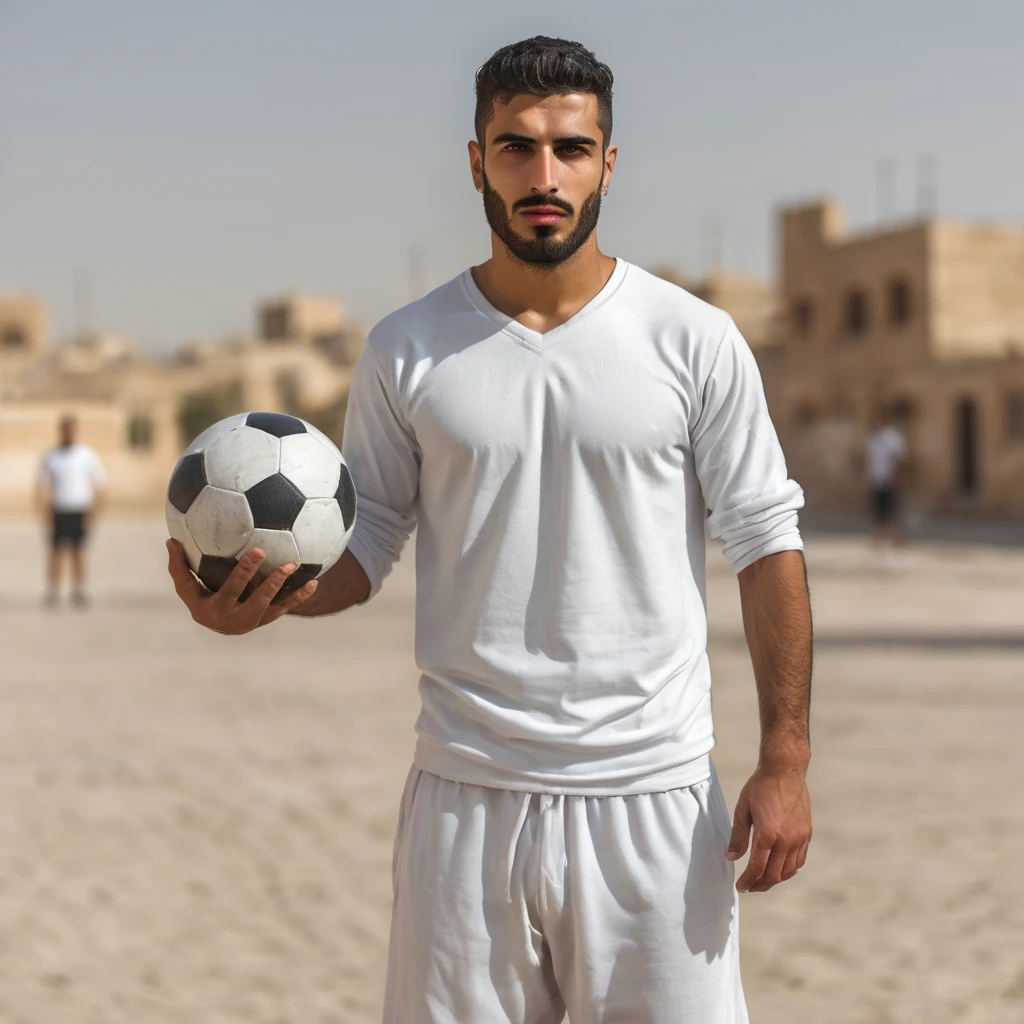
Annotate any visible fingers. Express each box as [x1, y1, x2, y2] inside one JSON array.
[[168, 541, 316, 635], [779, 846, 802, 883], [736, 827, 773, 893], [166, 539, 203, 606], [755, 843, 790, 891], [216, 548, 267, 606], [738, 837, 809, 892], [797, 839, 810, 871], [259, 579, 318, 626], [726, 790, 751, 862], [243, 561, 299, 621]]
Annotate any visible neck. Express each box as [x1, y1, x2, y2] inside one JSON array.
[[473, 233, 616, 319]]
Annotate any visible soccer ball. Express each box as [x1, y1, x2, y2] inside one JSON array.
[[166, 411, 356, 597]]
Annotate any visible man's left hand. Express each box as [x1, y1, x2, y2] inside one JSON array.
[[727, 766, 812, 892]]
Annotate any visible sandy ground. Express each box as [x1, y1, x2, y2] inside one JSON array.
[[0, 515, 1022, 1024]]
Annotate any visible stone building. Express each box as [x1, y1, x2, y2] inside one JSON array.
[[0, 294, 364, 513], [763, 200, 1024, 516], [658, 201, 1024, 517]]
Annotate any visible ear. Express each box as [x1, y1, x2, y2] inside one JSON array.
[[601, 144, 618, 196], [468, 140, 484, 193]]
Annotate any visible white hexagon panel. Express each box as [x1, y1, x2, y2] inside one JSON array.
[[185, 486, 254, 558], [279, 432, 342, 499], [204, 425, 281, 493], [303, 420, 344, 458], [291, 498, 351, 571], [242, 528, 302, 581]]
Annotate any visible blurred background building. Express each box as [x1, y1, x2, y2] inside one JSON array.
[[0, 293, 364, 512], [657, 197, 1024, 518], [4, 192, 1024, 518]]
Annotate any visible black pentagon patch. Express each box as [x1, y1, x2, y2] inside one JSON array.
[[281, 563, 322, 594], [335, 464, 357, 530], [196, 554, 237, 593], [195, 555, 255, 602], [168, 452, 207, 513], [245, 473, 306, 531], [245, 411, 307, 438]]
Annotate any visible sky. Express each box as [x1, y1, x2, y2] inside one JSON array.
[[2, 0, 1023, 351]]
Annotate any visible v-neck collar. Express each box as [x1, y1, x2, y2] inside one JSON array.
[[460, 258, 629, 351]]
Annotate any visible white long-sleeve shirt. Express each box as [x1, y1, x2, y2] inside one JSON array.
[[343, 259, 804, 795]]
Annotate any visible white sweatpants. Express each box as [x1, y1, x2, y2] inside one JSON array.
[[383, 765, 748, 1023]]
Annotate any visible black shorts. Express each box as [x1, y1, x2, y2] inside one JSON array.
[[868, 487, 899, 523], [52, 511, 87, 548]]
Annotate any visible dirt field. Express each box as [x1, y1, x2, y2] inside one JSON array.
[[1, 515, 1022, 1024]]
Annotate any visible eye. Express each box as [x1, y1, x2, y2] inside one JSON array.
[[557, 145, 586, 156], [502, 143, 528, 152]]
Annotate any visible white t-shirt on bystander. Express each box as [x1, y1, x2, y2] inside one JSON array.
[[865, 426, 906, 488], [39, 444, 106, 512]]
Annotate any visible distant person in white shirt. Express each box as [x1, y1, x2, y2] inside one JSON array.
[[865, 407, 907, 546], [167, 36, 812, 1023], [36, 415, 106, 606]]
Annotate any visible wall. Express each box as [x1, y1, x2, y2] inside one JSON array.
[[0, 401, 180, 513], [930, 223, 1024, 360]]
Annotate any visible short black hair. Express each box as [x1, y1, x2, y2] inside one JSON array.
[[474, 36, 614, 147]]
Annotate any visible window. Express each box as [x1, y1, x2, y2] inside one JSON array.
[[844, 290, 869, 335], [794, 402, 820, 428], [888, 396, 916, 423], [1008, 391, 1024, 441], [261, 306, 291, 341], [889, 278, 912, 325], [793, 299, 814, 339], [1, 327, 26, 348], [127, 413, 154, 450]]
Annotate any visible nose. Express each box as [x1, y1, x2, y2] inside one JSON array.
[[530, 146, 559, 197]]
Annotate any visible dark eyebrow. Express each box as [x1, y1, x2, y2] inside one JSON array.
[[492, 133, 535, 146], [490, 132, 598, 148]]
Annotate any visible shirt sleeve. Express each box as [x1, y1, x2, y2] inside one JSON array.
[[692, 318, 805, 573], [341, 340, 420, 600]]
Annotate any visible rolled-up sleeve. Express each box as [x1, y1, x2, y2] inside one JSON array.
[[692, 318, 804, 572], [341, 340, 420, 599]]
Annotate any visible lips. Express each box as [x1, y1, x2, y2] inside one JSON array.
[[520, 209, 566, 225]]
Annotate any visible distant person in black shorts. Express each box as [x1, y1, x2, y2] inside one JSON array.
[[35, 415, 106, 606], [864, 406, 907, 547]]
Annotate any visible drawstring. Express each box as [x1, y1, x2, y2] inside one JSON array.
[[504, 792, 532, 903]]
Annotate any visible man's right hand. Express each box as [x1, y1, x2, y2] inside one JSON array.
[[166, 538, 318, 634]]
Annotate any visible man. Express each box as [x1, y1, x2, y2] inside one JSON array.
[[37, 414, 106, 606], [865, 406, 908, 547], [168, 37, 812, 1023]]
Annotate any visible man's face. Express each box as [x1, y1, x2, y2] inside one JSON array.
[[59, 418, 76, 446], [469, 92, 617, 267]]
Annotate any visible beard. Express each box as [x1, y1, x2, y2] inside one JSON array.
[[482, 171, 603, 268]]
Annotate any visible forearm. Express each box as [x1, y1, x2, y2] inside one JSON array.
[[737, 549, 813, 771], [288, 548, 371, 617]]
